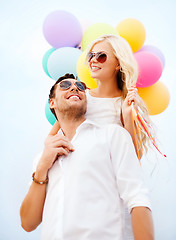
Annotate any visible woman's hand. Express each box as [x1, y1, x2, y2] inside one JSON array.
[[121, 87, 139, 123], [121, 87, 143, 159]]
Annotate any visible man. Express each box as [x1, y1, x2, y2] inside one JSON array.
[[20, 73, 154, 240]]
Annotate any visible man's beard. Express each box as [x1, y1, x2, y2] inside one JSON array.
[[58, 104, 87, 121]]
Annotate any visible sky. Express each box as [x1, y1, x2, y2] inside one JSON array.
[[0, 0, 176, 239]]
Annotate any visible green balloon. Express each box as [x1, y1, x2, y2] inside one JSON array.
[[81, 23, 118, 51], [45, 100, 56, 125], [42, 48, 56, 78]]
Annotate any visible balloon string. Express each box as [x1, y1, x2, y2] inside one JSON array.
[[131, 103, 166, 158]]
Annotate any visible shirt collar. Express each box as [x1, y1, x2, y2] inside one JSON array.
[[79, 119, 100, 128], [58, 119, 100, 136]]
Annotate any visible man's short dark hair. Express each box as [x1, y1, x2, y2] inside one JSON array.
[[49, 73, 77, 120]]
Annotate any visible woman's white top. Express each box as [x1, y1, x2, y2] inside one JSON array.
[[85, 90, 123, 126]]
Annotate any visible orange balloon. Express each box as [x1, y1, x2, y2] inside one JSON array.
[[138, 81, 170, 115], [77, 51, 98, 89]]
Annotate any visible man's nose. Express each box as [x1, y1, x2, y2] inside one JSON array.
[[70, 83, 79, 92]]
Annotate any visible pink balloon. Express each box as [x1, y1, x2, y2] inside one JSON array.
[[138, 45, 165, 68], [134, 51, 163, 88], [43, 10, 83, 49]]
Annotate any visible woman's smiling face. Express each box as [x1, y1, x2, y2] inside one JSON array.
[[88, 41, 120, 82]]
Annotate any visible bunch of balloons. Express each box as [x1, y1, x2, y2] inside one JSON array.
[[42, 10, 170, 125]]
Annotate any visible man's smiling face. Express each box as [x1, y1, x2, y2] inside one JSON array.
[[49, 78, 87, 119]]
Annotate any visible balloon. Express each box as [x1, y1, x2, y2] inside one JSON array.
[[45, 100, 56, 125], [47, 47, 82, 80], [80, 19, 95, 33], [81, 23, 118, 51], [138, 45, 165, 68], [116, 18, 146, 52], [42, 48, 56, 78], [138, 81, 170, 115], [43, 10, 82, 48], [134, 51, 163, 88], [77, 51, 98, 89], [75, 19, 95, 50]]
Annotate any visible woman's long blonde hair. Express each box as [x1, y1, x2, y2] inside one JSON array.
[[86, 34, 151, 151]]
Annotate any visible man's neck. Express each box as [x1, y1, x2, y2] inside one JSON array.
[[59, 116, 86, 141]]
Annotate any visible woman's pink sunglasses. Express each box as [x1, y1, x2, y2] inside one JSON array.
[[86, 51, 107, 63]]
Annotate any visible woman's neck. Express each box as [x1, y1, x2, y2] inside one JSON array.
[[90, 79, 122, 98]]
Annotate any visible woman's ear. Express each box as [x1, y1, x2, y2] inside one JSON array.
[[116, 65, 120, 71]]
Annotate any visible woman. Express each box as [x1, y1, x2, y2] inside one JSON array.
[[48, 34, 150, 159]]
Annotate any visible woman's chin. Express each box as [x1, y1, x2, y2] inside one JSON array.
[[90, 71, 101, 80]]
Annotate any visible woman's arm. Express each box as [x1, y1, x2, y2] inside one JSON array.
[[121, 87, 143, 159], [49, 120, 60, 135]]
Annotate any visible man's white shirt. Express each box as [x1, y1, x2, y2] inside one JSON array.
[[34, 120, 151, 240]]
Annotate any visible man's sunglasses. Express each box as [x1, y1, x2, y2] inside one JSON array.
[[58, 80, 87, 92], [86, 51, 107, 63]]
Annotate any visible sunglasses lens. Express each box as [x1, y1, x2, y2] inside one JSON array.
[[59, 80, 86, 91], [75, 81, 86, 91], [87, 52, 107, 63], [87, 52, 93, 62], [59, 81, 71, 89], [97, 53, 107, 63]]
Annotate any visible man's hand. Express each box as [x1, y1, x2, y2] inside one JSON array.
[[36, 134, 74, 180]]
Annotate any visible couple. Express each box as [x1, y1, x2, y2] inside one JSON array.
[[20, 34, 154, 239]]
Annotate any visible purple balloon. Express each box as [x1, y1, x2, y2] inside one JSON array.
[[43, 10, 83, 49], [138, 45, 165, 68]]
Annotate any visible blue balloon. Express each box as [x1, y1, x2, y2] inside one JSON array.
[[47, 47, 82, 80], [42, 48, 56, 78], [45, 100, 56, 125]]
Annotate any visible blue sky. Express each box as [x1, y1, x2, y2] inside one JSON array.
[[0, 0, 176, 239]]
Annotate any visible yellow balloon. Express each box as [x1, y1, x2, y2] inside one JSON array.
[[116, 18, 146, 52], [77, 51, 98, 89], [138, 81, 170, 115], [81, 23, 118, 51]]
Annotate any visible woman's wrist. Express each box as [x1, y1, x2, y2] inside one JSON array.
[[122, 109, 133, 128]]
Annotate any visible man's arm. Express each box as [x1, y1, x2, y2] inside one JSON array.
[[131, 207, 154, 240], [20, 176, 47, 232], [20, 134, 74, 232], [109, 125, 154, 239]]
